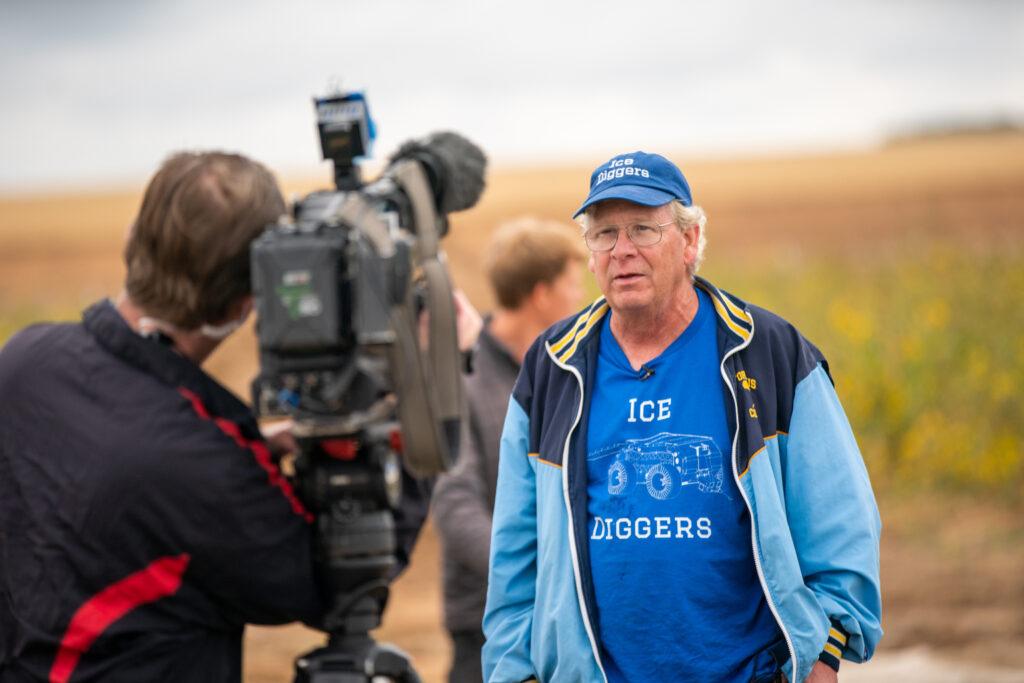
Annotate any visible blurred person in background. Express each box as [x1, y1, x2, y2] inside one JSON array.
[[0, 152, 432, 682], [483, 152, 882, 683], [432, 218, 587, 683]]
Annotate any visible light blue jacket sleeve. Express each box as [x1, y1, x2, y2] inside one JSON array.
[[482, 398, 538, 682], [785, 363, 883, 662]]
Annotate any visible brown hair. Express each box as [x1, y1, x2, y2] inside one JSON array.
[[124, 151, 285, 329], [485, 217, 587, 309]]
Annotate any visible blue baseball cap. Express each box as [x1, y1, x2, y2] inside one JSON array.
[[573, 151, 692, 218]]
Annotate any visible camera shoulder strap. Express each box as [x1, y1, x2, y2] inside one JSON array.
[[387, 161, 462, 476]]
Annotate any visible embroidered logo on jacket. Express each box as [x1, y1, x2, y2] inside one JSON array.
[[735, 370, 757, 391]]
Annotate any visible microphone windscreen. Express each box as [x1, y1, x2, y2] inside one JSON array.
[[389, 131, 487, 213]]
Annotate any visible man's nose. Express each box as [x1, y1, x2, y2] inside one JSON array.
[[610, 229, 638, 258]]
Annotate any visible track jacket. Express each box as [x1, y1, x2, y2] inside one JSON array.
[[0, 300, 428, 682], [482, 277, 882, 683]]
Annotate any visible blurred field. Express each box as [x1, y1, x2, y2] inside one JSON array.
[[2, 132, 1023, 681]]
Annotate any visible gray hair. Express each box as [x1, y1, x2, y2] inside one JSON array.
[[577, 200, 708, 276]]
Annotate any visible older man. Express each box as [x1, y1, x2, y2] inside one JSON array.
[[483, 152, 882, 682]]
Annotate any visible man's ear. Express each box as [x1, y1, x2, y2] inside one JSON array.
[[198, 294, 254, 341], [211, 295, 253, 327], [228, 295, 254, 324], [683, 224, 701, 264], [526, 280, 550, 312]]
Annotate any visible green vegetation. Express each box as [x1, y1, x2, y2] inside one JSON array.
[[0, 304, 80, 344], [704, 242, 1024, 500]]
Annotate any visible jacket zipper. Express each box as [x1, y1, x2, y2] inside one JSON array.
[[546, 297, 795, 682], [720, 326, 799, 680], [547, 345, 609, 683]]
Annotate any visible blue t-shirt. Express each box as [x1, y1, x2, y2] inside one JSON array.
[[586, 289, 781, 682]]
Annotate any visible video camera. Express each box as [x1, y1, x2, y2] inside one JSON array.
[[250, 92, 486, 682]]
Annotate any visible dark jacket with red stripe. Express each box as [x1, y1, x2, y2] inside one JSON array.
[[0, 300, 427, 682]]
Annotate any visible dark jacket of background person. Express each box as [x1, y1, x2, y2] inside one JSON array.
[[433, 321, 520, 634], [432, 216, 586, 683]]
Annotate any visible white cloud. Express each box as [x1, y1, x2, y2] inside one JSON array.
[[1, 0, 1021, 190]]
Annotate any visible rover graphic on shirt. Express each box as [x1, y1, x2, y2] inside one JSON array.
[[589, 432, 726, 500]]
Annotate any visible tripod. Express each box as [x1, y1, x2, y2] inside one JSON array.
[[293, 577, 420, 683], [291, 429, 422, 683]]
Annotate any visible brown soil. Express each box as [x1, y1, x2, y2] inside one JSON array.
[[239, 489, 1024, 682]]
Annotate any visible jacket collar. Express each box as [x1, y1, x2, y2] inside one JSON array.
[[546, 297, 610, 366], [82, 299, 255, 427], [477, 316, 521, 373], [546, 275, 754, 366], [693, 276, 754, 347]]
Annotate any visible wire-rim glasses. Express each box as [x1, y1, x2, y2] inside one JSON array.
[[584, 220, 676, 252]]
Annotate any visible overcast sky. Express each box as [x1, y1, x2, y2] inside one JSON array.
[[1, 0, 1021, 192]]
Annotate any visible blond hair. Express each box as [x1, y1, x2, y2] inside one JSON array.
[[485, 217, 587, 309]]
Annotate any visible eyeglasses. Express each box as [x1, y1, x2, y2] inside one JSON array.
[[583, 221, 676, 252]]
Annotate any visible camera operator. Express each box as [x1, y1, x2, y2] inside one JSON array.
[[0, 151, 429, 682]]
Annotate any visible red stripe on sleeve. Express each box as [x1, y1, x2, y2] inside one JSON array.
[[49, 554, 191, 683], [177, 387, 314, 523]]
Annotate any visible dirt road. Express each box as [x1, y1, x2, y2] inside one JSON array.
[[844, 649, 1024, 683], [243, 513, 1024, 683]]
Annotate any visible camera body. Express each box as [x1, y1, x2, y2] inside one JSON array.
[[251, 183, 410, 422], [254, 92, 410, 425], [251, 92, 478, 477]]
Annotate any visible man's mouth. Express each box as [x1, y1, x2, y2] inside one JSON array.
[[613, 273, 644, 284]]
